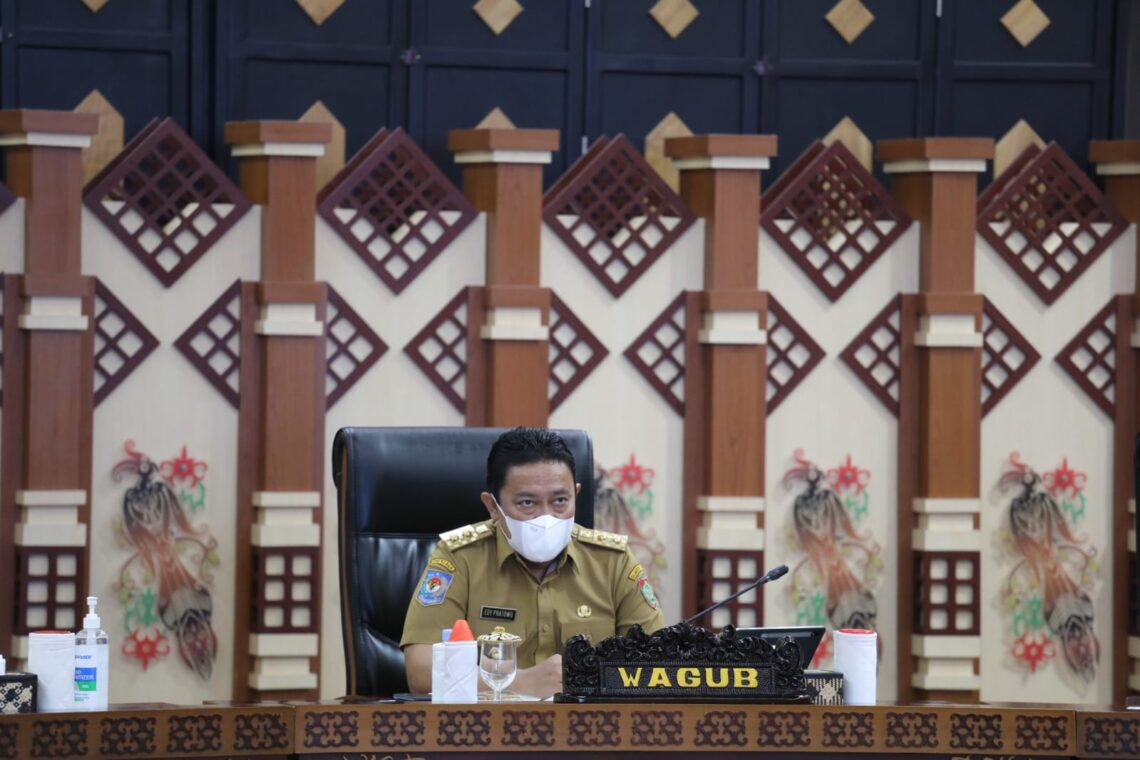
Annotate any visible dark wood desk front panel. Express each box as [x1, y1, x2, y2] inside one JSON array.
[[1, 702, 1137, 758]]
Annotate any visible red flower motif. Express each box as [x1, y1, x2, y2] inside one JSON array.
[[122, 629, 171, 670], [1012, 631, 1055, 672], [608, 454, 655, 494], [826, 454, 870, 495], [161, 445, 208, 488], [1042, 457, 1086, 499]]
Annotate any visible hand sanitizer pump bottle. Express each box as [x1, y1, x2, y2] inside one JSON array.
[[74, 596, 109, 710]]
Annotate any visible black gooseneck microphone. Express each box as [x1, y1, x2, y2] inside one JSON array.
[[682, 564, 790, 626]]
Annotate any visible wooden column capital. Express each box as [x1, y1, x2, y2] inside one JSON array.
[[877, 137, 994, 174], [0, 109, 97, 151]]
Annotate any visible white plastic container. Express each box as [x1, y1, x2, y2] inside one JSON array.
[[73, 596, 109, 711], [28, 631, 76, 711], [833, 628, 877, 705], [432, 622, 477, 704]]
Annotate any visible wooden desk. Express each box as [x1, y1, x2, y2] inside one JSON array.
[[1, 702, 1137, 758]]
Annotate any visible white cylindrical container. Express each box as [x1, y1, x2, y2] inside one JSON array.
[[833, 628, 877, 705], [27, 632, 76, 712]]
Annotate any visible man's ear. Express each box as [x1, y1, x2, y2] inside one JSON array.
[[480, 491, 499, 522], [575, 482, 582, 495]]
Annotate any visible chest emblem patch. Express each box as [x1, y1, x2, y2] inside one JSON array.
[[577, 605, 592, 618], [638, 577, 659, 610], [416, 569, 452, 606]]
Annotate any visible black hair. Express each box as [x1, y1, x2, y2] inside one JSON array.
[[486, 427, 576, 499]]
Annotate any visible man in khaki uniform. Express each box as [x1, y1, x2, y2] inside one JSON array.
[[401, 428, 665, 697]]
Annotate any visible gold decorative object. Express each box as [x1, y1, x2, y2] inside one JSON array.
[[294, 0, 345, 26], [994, 119, 1045, 178], [300, 100, 345, 194], [473, 0, 524, 36], [82, 0, 110, 11], [476, 107, 517, 130], [649, 0, 699, 40], [825, 0, 875, 45], [823, 116, 873, 173], [1001, 0, 1050, 47], [74, 89, 124, 185], [644, 111, 693, 193]]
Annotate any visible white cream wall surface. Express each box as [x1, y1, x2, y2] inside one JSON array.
[[760, 223, 920, 703], [317, 214, 484, 699], [84, 206, 260, 704], [545, 220, 705, 628], [978, 225, 1136, 705]]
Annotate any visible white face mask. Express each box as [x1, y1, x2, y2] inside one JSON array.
[[493, 498, 574, 564]]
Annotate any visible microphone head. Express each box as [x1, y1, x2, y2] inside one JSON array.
[[766, 564, 789, 581]]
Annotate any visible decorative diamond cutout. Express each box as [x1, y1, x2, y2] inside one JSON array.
[[84, 118, 251, 288], [839, 295, 902, 416], [644, 111, 693, 193], [404, 288, 470, 413], [475, 107, 516, 130], [325, 287, 387, 409], [1001, 0, 1050, 47], [649, 0, 699, 40], [93, 280, 159, 406], [473, 0, 523, 36], [994, 119, 1045, 180], [295, 0, 345, 26], [300, 100, 346, 195], [981, 297, 1040, 417], [548, 293, 608, 412], [74, 89, 124, 186], [82, 0, 109, 11], [822, 116, 873, 173], [825, 0, 875, 44], [766, 297, 825, 413], [977, 143, 1127, 305], [763, 140, 912, 302], [174, 280, 242, 408], [319, 128, 477, 294], [1055, 298, 1118, 418], [624, 293, 687, 416], [544, 135, 695, 297]]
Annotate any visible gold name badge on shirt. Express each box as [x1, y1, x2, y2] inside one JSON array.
[[577, 605, 592, 618]]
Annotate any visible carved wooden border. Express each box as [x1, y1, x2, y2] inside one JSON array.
[[1055, 297, 1117, 418], [762, 140, 912, 302], [544, 135, 696, 297], [84, 118, 251, 288]]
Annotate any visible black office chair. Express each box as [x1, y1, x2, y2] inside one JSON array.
[[332, 426, 595, 697]]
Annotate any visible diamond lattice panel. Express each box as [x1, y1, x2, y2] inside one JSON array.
[[549, 293, 607, 412], [763, 140, 911, 302], [325, 286, 386, 409], [1055, 298, 1118, 418], [978, 143, 1127, 305], [404, 288, 469, 413], [84, 118, 251, 287], [544, 135, 695, 297], [981, 297, 1040, 417], [767, 297, 825, 413], [319, 128, 477, 294], [93, 280, 159, 406], [624, 293, 686, 416], [174, 280, 242, 408], [839, 295, 901, 416]]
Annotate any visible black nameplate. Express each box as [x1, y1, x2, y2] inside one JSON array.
[[480, 605, 516, 621], [556, 622, 809, 704]]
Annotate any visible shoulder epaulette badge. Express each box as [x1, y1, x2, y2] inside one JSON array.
[[440, 522, 493, 551], [573, 525, 628, 551]]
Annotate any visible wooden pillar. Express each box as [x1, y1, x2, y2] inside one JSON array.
[[878, 137, 993, 703], [1090, 140, 1140, 702], [225, 121, 331, 700], [0, 110, 98, 663], [448, 128, 559, 427], [666, 135, 777, 620]]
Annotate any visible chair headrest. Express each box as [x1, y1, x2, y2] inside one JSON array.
[[332, 427, 595, 534]]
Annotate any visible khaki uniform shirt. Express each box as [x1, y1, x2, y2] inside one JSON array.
[[401, 520, 665, 667]]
